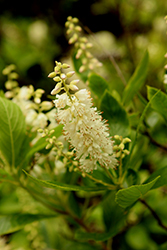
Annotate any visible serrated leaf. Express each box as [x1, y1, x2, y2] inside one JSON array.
[[147, 86, 167, 122], [122, 50, 149, 105], [23, 171, 108, 192], [100, 90, 129, 137], [0, 97, 26, 167], [144, 166, 167, 189], [0, 214, 56, 236], [115, 176, 160, 209], [88, 73, 109, 99]]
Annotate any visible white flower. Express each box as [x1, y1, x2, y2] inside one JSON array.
[[54, 89, 116, 172]]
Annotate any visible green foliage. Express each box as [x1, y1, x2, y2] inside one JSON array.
[[0, 214, 56, 236], [147, 86, 167, 122], [0, 97, 26, 168], [100, 90, 130, 137], [115, 176, 160, 209], [122, 50, 149, 105], [24, 170, 108, 192]]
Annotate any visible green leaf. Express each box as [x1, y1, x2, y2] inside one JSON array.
[[147, 86, 167, 122], [101, 191, 127, 232], [122, 50, 149, 105], [144, 166, 167, 189], [0, 213, 56, 236], [0, 97, 26, 167], [115, 176, 160, 209], [124, 90, 160, 170], [68, 192, 81, 218], [23, 171, 108, 192], [88, 73, 109, 99], [100, 90, 130, 137]]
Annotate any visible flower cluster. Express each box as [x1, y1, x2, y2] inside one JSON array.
[[65, 16, 102, 73], [3, 65, 56, 131], [38, 128, 78, 173], [49, 62, 117, 173], [113, 135, 131, 159], [48, 61, 79, 95]]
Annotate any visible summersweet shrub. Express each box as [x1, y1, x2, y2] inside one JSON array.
[[0, 16, 167, 250]]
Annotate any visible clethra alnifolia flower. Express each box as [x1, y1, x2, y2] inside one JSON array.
[[49, 62, 117, 173], [65, 16, 102, 73]]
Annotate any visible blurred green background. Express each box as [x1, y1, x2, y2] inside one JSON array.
[[0, 0, 167, 95]]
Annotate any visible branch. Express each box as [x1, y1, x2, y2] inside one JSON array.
[[139, 198, 167, 231]]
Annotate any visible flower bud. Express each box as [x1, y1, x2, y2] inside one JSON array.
[[70, 79, 79, 85], [62, 63, 70, 69], [79, 37, 88, 43], [86, 43, 93, 48], [53, 76, 61, 82], [85, 51, 93, 58], [36, 89, 45, 95], [80, 43, 86, 50], [48, 72, 57, 78], [66, 71, 75, 78], [51, 82, 62, 95], [69, 33, 78, 44], [119, 143, 125, 150], [72, 17, 79, 23], [37, 128, 44, 133], [79, 65, 86, 73], [114, 135, 121, 140], [123, 149, 130, 155], [76, 49, 83, 59], [122, 138, 131, 144], [69, 84, 79, 91], [75, 26, 82, 32], [46, 143, 52, 150], [40, 101, 53, 111]]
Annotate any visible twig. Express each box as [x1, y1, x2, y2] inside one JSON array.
[[139, 198, 167, 231]]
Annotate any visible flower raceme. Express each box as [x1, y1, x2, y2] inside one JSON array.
[[49, 62, 117, 173]]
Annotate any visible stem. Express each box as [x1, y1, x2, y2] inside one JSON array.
[[118, 152, 123, 185], [84, 172, 116, 190], [103, 165, 117, 185], [139, 198, 167, 231], [62, 79, 73, 102]]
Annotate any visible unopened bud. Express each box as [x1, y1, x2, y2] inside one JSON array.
[[66, 71, 75, 78], [62, 63, 70, 69], [76, 49, 83, 59], [119, 143, 125, 150], [53, 76, 61, 82], [46, 143, 52, 150], [37, 128, 44, 133], [48, 72, 57, 78], [122, 138, 131, 144], [69, 33, 78, 44], [79, 65, 86, 73], [123, 149, 130, 155], [75, 26, 82, 32], [114, 135, 121, 140]]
